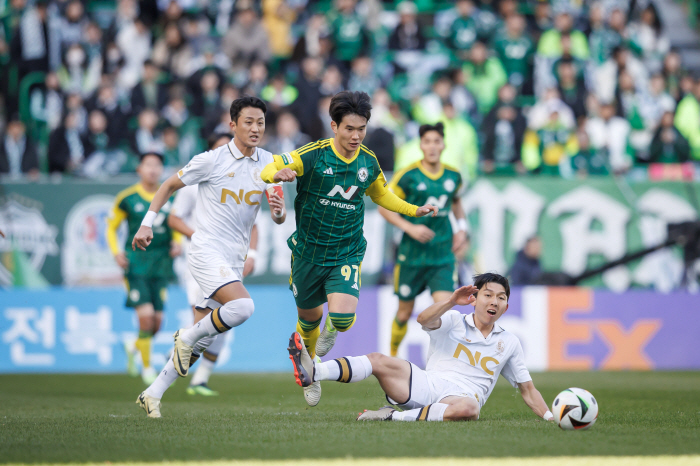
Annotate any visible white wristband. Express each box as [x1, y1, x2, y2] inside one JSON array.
[[141, 211, 157, 228], [274, 208, 285, 218], [246, 249, 258, 260], [543, 411, 553, 421], [457, 218, 468, 232]]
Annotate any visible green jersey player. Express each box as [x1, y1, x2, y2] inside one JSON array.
[[261, 91, 439, 407], [379, 123, 469, 357], [106, 152, 179, 384]]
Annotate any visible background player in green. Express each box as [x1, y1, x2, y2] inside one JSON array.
[[261, 91, 439, 406], [379, 122, 469, 357], [106, 152, 179, 385]]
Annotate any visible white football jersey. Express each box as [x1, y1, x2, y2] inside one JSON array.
[[423, 310, 531, 406], [172, 184, 198, 232], [177, 139, 279, 267]]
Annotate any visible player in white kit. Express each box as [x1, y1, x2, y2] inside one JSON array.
[[288, 273, 554, 422], [167, 133, 260, 397], [132, 97, 286, 417]]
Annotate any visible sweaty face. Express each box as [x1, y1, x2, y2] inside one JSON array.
[[138, 155, 164, 185], [231, 107, 265, 148], [473, 283, 509, 328], [419, 131, 444, 164], [332, 114, 367, 154]]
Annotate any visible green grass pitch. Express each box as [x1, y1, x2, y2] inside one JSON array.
[[1, 371, 699, 463]]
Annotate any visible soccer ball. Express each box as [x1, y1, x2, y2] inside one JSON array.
[[552, 387, 598, 430]]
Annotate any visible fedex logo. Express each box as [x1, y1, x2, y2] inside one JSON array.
[[327, 185, 359, 200]]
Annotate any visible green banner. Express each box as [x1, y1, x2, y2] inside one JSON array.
[[0, 176, 698, 289]]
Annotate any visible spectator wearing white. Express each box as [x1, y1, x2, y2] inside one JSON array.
[[585, 101, 631, 173], [29, 72, 64, 132], [116, 17, 152, 89], [151, 22, 193, 81], [527, 88, 576, 130], [596, 45, 648, 104], [625, 4, 670, 73], [133, 109, 165, 156]]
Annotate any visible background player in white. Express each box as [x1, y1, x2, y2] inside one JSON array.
[[132, 97, 286, 417], [288, 273, 553, 422], [167, 132, 260, 397]]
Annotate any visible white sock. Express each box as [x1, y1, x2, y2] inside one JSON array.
[[145, 359, 179, 399], [181, 298, 254, 346], [315, 355, 372, 382], [391, 403, 448, 422], [190, 357, 215, 386], [205, 334, 225, 356], [193, 335, 214, 356]]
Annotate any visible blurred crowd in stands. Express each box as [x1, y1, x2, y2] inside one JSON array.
[[0, 0, 698, 180]]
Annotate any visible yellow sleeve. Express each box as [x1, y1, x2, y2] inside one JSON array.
[[261, 151, 305, 183], [171, 230, 183, 244], [387, 174, 406, 200], [106, 203, 127, 256], [367, 171, 418, 217]]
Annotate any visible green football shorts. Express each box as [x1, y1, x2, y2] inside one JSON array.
[[289, 256, 361, 309], [125, 276, 169, 311], [393, 262, 456, 301]]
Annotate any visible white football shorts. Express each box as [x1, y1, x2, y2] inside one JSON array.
[[187, 253, 243, 310], [386, 362, 481, 415]]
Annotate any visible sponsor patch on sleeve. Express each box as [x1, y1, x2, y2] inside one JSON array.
[[281, 152, 294, 165]]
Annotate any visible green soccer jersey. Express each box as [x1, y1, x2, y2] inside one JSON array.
[[492, 34, 535, 88], [261, 139, 418, 267], [390, 161, 462, 267], [106, 183, 176, 279]]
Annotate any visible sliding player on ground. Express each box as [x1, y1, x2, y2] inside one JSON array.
[[260, 91, 439, 407], [288, 273, 554, 422], [106, 152, 179, 385], [167, 132, 259, 396], [132, 97, 286, 417], [379, 122, 469, 357]]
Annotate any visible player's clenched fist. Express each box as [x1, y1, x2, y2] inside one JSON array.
[[132, 226, 153, 251], [415, 204, 439, 217], [273, 168, 296, 182]]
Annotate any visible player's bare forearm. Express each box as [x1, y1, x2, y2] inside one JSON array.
[[378, 206, 415, 233], [250, 224, 259, 251], [519, 381, 550, 419], [452, 197, 465, 220], [417, 286, 477, 329], [150, 174, 185, 214], [167, 214, 194, 239]]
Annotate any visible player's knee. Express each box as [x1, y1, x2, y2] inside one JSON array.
[[445, 402, 479, 421], [329, 312, 356, 332], [366, 352, 391, 373], [232, 298, 255, 323]]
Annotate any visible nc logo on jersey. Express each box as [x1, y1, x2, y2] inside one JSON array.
[[221, 189, 263, 206], [358, 167, 368, 182], [327, 185, 359, 200], [426, 195, 448, 209], [453, 343, 500, 375]]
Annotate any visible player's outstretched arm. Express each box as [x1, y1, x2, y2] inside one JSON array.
[[518, 381, 553, 421], [167, 213, 195, 239], [417, 285, 477, 330], [132, 174, 186, 251], [261, 153, 305, 184]]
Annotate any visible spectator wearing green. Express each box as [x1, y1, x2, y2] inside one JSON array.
[[396, 102, 478, 180], [650, 111, 690, 163], [327, 0, 370, 64], [260, 74, 299, 108], [522, 111, 579, 176], [537, 10, 589, 59], [674, 79, 700, 160], [462, 42, 507, 115], [492, 14, 534, 92], [588, 5, 623, 65], [445, 0, 478, 59]]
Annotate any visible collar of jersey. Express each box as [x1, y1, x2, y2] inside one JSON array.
[[330, 138, 360, 164], [464, 312, 504, 336], [415, 160, 444, 181], [134, 183, 156, 202], [228, 139, 259, 162]]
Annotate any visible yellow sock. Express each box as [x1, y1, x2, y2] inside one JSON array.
[[390, 318, 408, 357], [297, 318, 321, 359], [135, 332, 152, 368]]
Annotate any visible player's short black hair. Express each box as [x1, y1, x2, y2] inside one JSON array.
[[229, 96, 267, 123], [473, 273, 510, 300], [329, 91, 372, 126], [139, 152, 164, 163], [419, 122, 445, 139], [208, 132, 232, 149]]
